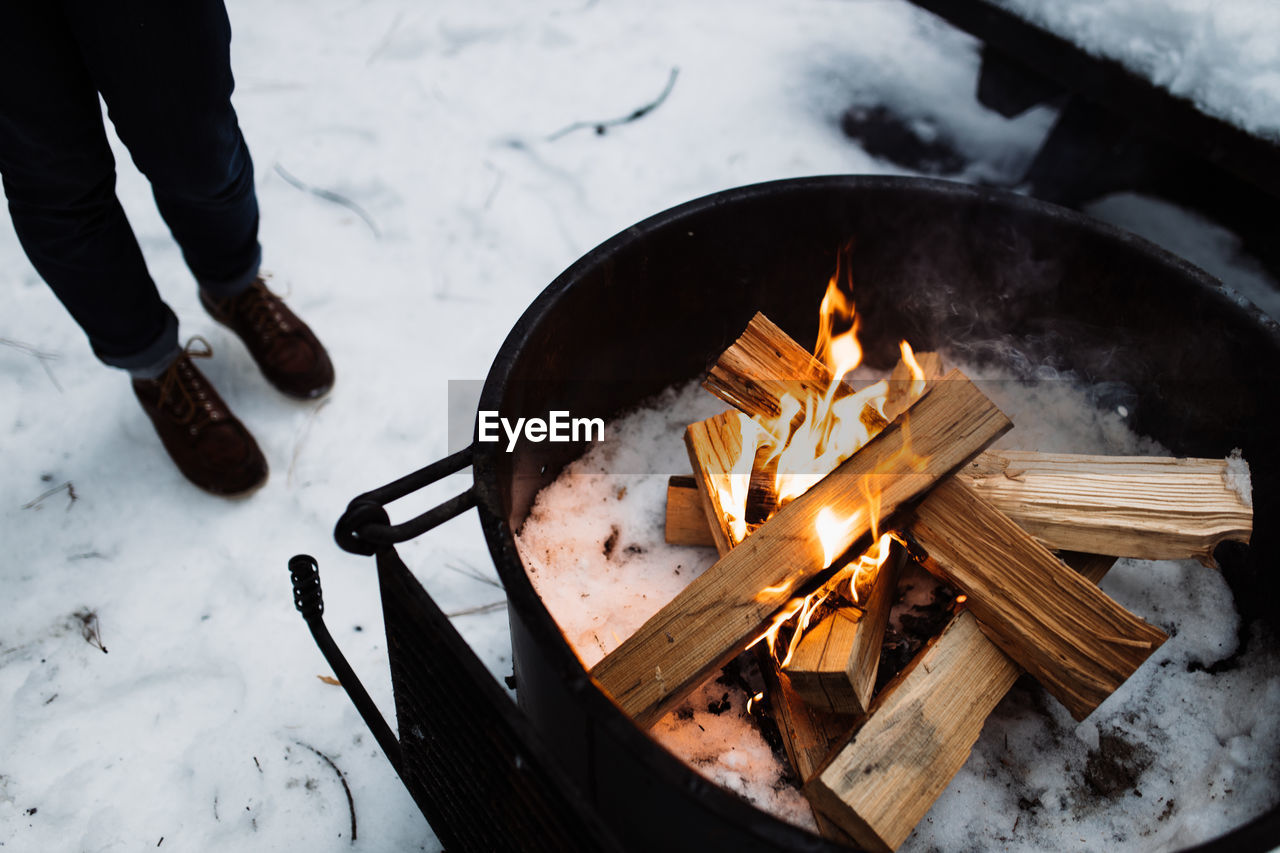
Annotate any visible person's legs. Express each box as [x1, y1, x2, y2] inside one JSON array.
[[64, 0, 334, 399], [63, 0, 261, 299], [0, 0, 178, 373], [0, 1, 266, 494]]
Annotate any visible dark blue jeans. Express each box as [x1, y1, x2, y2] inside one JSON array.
[[0, 0, 261, 372]]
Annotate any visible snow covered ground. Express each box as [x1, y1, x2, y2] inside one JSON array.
[[1, 1, 1276, 851]]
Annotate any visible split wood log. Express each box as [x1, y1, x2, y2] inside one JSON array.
[[781, 545, 901, 715], [805, 552, 1116, 853], [681, 408, 856, 841], [703, 313, 839, 420], [666, 449, 1253, 562], [745, 442, 780, 525], [663, 475, 718, 546], [590, 371, 1011, 728], [663, 475, 716, 548], [758, 658, 858, 844], [906, 478, 1168, 720], [703, 312, 942, 420], [683, 409, 754, 556], [961, 450, 1252, 565]]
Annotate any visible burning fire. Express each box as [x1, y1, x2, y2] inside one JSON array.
[[746, 526, 896, 667], [816, 506, 865, 570], [721, 413, 768, 543], [899, 340, 927, 400], [750, 261, 923, 508], [732, 249, 927, 664]]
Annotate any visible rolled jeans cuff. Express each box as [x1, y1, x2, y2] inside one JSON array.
[[99, 305, 180, 376], [197, 243, 262, 299]]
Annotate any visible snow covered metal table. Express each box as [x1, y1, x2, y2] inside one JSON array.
[[908, 0, 1280, 196], [907, 0, 1280, 277]]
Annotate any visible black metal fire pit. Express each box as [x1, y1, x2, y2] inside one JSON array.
[[291, 175, 1280, 852]]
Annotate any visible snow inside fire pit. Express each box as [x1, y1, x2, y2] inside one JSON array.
[[514, 360, 1280, 851]]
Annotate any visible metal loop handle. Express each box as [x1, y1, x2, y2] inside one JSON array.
[[287, 553, 404, 778], [334, 443, 476, 554], [289, 554, 324, 619]]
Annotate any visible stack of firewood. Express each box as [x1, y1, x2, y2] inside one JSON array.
[[590, 312, 1253, 851]]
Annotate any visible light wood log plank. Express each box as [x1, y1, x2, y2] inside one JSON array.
[[782, 546, 901, 715], [758, 657, 858, 844], [960, 450, 1252, 565], [806, 611, 1019, 853], [667, 449, 1253, 562], [682, 410, 750, 556], [703, 313, 838, 420], [906, 478, 1167, 721], [664, 475, 717, 548]]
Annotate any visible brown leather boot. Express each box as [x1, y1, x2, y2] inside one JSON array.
[[132, 339, 268, 496], [200, 278, 335, 400]]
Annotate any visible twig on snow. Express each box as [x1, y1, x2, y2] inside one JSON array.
[[287, 397, 331, 486], [22, 480, 77, 511], [547, 66, 679, 141], [366, 10, 405, 65], [1, 336, 63, 392], [273, 163, 381, 239], [73, 608, 108, 654], [442, 559, 502, 589], [446, 600, 507, 618], [294, 740, 357, 844]]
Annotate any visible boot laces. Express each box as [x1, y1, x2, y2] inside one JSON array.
[[156, 337, 222, 432], [239, 280, 294, 346]]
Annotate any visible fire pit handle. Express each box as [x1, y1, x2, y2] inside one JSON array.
[[288, 554, 405, 778], [297, 443, 625, 852], [333, 443, 477, 555]]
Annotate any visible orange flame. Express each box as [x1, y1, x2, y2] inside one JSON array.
[[749, 249, 909, 513], [900, 341, 926, 400], [847, 532, 893, 604], [815, 260, 864, 382], [746, 532, 895, 666], [778, 590, 830, 667], [816, 506, 864, 569], [748, 584, 835, 669], [720, 413, 766, 543], [720, 246, 932, 661], [747, 596, 807, 660], [756, 578, 794, 601]]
